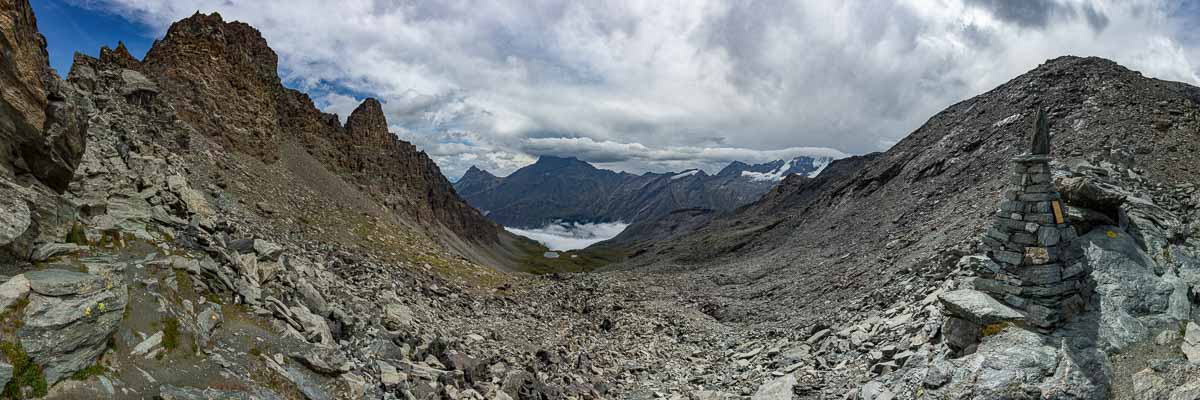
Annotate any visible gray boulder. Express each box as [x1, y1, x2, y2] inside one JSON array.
[[383, 303, 415, 331], [1080, 227, 1177, 351], [196, 303, 222, 346], [1184, 322, 1200, 363], [290, 347, 352, 376], [18, 269, 127, 383], [751, 374, 796, 400], [0, 195, 30, 247], [0, 274, 31, 311]]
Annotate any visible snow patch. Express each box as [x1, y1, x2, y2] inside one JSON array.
[[671, 169, 700, 180], [506, 221, 630, 251], [807, 157, 832, 177], [741, 159, 795, 182]]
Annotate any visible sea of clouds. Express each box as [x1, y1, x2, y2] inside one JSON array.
[[505, 221, 630, 251]]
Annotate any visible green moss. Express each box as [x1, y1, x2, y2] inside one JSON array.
[[0, 298, 29, 336], [96, 231, 125, 249], [0, 341, 47, 398], [162, 318, 180, 351], [69, 363, 105, 381], [64, 224, 88, 246]]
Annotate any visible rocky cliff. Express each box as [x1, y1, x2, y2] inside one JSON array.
[[0, 0, 87, 262], [133, 12, 501, 246]]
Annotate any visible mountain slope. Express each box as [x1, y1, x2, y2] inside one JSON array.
[[120, 12, 514, 261], [616, 56, 1200, 326], [455, 155, 834, 228]]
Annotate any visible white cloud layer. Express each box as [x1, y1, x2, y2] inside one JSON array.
[[505, 222, 630, 251], [81, 0, 1200, 178]]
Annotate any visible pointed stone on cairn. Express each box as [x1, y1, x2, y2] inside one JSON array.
[[976, 109, 1090, 330]]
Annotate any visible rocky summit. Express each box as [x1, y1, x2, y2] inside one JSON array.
[[1, 1, 1200, 399]]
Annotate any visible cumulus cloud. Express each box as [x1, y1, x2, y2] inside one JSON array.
[[76, 0, 1199, 179]]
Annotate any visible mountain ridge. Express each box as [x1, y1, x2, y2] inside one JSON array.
[[456, 154, 835, 228], [113, 11, 512, 256]]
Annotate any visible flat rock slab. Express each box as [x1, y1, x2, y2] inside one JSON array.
[[939, 289, 1025, 326], [26, 269, 106, 297]]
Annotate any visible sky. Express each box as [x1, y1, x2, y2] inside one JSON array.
[[33, 0, 1200, 180]]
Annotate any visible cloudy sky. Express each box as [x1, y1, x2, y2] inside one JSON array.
[[36, 0, 1200, 179]]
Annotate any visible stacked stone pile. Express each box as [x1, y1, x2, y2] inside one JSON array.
[[976, 110, 1090, 330]]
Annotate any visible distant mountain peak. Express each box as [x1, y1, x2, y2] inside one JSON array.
[[462, 165, 496, 179]]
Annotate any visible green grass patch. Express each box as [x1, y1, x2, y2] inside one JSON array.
[[0, 298, 29, 336], [64, 223, 88, 246], [981, 321, 1016, 337], [512, 238, 628, 274], [162, 318, 180, 351], [69, 363, 105, 381], [0, 341, 47, 398]]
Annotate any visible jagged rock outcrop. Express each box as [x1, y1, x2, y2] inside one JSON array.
[[134, 12, 501, 247], [336, 98, 499, 243], [0, 0, 88, 191], [140, 12, 282, 162], [0, 0, 88, 262]]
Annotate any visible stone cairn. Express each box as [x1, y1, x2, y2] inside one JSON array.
[[977, 109, 1090, 331]]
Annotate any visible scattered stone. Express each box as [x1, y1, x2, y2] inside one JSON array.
[[383, 303, 415, 331], [378, 361, 403, 386], [806, 329, 830, 344], [733, 346, 763, 360], [131, 331, 163, 357], [291, 348, 352, 376], [0, 274, 31, 311], [197, 304, 222, 339], [1184, 322, 1200, 363], [751, 373, 796, 399], [252, 239, 283, 261], [923, 361, 952, 388], [1155, 329, 1181, 346]]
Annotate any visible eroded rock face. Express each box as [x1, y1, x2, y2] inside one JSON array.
[[16, 269, 127, 384], [0, 0, 88, 191], [0, 0, 89, 263], [141, 12, 282, 163], [136, 11, 501, 248]]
